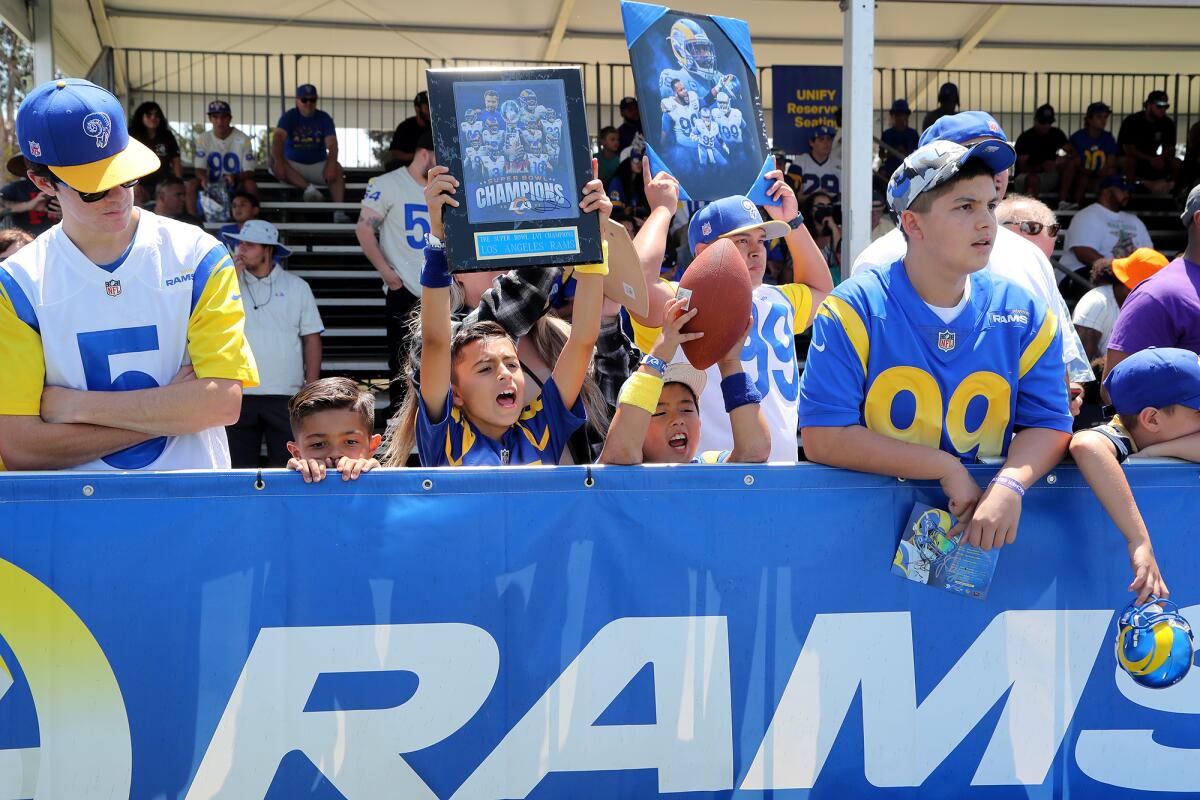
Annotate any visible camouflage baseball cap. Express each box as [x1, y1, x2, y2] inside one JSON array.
[[887, 139, 1015, 216]]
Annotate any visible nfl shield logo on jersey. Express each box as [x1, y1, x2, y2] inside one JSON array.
[[937, 329, 956, 352], [105, 279, 122, 297]]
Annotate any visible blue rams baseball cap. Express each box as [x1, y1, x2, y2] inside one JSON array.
[[1104, 348, 1200, 417], [296, 84, 318, 98], [17, 78, 159, 194], [810, 125, 836, 140], [1100, 174, 1130, 192], [918, 111, 1008, 148], [687, 196, 790, 256], [207, 99, 231, 115], [888, 138, 1016, 215]]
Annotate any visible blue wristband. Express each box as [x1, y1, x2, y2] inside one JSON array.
[[639, 354, 667, 376], [990, 475, 1026, 498], [420, 245, 452, 289], [720, 372, 761, 413]]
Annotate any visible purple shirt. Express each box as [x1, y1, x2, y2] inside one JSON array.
[[1108, 257, 1200, 354]]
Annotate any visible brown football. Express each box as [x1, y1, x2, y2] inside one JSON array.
[[677, 238, 752, 370]]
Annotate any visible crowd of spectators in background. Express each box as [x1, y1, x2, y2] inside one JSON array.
[[5, 76, 1200, 569]]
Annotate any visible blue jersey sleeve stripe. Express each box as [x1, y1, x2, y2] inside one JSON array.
[[1019, 310, 1058, 378], [817, 295, 869, 375], [190, 244, 233, 314], [0, 265, 39, 333]]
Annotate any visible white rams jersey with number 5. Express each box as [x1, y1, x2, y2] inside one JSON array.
[[0, 212, 259, 471]]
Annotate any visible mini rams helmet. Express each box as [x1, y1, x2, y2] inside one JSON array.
[[716, 92, 731, 110], [464, 108, 478, 123], [1116, 597, 1195, 689], [520, 89, 538, 109], [700, 105, 712, 121], [669, 19, 717, 78], [912, 508, 957, 558]]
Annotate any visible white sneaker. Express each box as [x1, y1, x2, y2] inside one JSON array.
[[1057, 200, 1079, 211], [333, 211, 351, 224], [303, 184, 324, 202]]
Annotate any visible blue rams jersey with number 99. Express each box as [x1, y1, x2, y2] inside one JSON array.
[[798, 260, 1072, 461]]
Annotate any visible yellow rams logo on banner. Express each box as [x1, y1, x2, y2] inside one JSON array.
[[0, 556, 131, 798]]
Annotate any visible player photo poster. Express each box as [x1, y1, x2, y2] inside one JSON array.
[[426, 67, 602, 272], [621, 1, 776, 204]]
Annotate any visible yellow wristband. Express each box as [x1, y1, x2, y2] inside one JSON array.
[[617, 370, 664, 414], [573, 240, 609, 276]]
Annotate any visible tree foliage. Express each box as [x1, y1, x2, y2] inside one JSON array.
[[0, 22, 32, 168]]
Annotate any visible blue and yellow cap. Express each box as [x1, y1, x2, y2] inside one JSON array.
[[687, 195, 790, 255], [17, 78, 159, 194]]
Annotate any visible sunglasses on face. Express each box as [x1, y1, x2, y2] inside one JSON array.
[[1003, 219, 1059, 238], [299, 97, 318, 104], [71, 179, 139, 203]]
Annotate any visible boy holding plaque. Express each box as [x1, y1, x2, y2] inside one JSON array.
[[409, 164, 611, 467]]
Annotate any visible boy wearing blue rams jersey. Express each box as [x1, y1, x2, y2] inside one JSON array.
[[409, 163, 609, 467], [800, 139, 1073, 550]]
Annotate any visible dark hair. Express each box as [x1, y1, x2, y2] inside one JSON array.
[[231, 190, 260, 208], [156, 175, 184, 195], [0, 228, 34, 253], [599, 126, 618, 139], [450, 320, 516, 368], [25, 160, 56, 184], [612, 156, 648, 212], [128, 101, 179, 150], [1089, 259, 1118, 287], [906, 158, 997, 215], [288, 377, 375, 435]]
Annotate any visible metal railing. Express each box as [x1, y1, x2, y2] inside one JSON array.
[[115, 50, 1200, 168]]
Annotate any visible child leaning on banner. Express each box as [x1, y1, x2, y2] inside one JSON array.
[[600, 297, 769, 465], [406, 164, 608, 467], [286, 377, 381, 482], [799, 139, 1074, 551], [1069, 348, 1200, 602]]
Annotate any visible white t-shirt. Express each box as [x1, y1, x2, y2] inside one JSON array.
[[1072, 284, 1119, 353], [924, 279, 972, 324], [240, 267, 324, 396], [633, 282, 814, 462], [360, 167, 428, 292], [0, 211, 259, 470], [1060, 203, 1153, 272], [194, 128, 256, 181], [851, 226, 1090, 377]]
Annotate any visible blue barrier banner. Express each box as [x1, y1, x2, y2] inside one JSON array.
[[1, 463, 1198, 799], [772, 65, 842, 154]]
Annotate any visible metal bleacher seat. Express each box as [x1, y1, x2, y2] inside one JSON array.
[[207, 168, 393, 405]]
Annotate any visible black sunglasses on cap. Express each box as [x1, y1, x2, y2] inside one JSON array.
[[1002, 219, 1059, 238]]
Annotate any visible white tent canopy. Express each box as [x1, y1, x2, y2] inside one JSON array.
[[11, 0, 1200, 82]]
